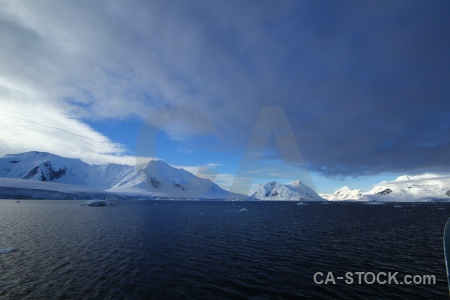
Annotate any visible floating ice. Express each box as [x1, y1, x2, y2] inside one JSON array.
[[78, 200, 113, 207], [0, 247, 16, 254]]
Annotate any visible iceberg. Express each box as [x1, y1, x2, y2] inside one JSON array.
[[0, 247, 16, 254], [78, 200, 113, 207]]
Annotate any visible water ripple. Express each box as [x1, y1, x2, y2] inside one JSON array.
[[0, 200, 448, 299]]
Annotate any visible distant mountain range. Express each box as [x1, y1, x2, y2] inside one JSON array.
[[0, 151, 242, 200], [0, 151, 449, 202], [320, 174, 450, 202]]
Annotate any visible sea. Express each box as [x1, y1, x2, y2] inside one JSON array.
[[0, 200, 449, 299]]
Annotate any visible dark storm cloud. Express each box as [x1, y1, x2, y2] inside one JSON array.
[[278, 1, 450, 176], [1, 0, 449, 176], [222, 0, 450, 177]]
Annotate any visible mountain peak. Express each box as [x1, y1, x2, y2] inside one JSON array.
[[146, 159, 169, 165], [320, 186, 363, 201], [287, 179, 302, 186], [339, 186, 351, 190], [395, 175, 412, 182], [249, 180, 322, 201]]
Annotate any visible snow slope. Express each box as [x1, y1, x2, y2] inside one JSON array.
[[0, 151, 135, 189], [0, 178, 121, 200], [0, 152, 243, 199], [109, 159, 242, 199], [249, 180, 323, 201]]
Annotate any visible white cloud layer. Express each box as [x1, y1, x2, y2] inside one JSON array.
[[0, 101, 137, 165]]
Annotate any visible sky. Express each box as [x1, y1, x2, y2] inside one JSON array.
[[1, 0, 450, 194]]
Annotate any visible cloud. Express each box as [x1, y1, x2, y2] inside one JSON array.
[[176, 148, 195, 154], [1, 0, 450, 178], [0, 101, 140, 165]]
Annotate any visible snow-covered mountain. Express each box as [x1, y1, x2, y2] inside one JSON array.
[[109, 159, 238, 199], [322, 174, 450, 202], [0, 151, 135, 190], [249, 180, 323, 201], [366, 173, 450, 201], [320, 186, 365, 201], [0, 151, 242, 199], [3, 152, 450, 202]]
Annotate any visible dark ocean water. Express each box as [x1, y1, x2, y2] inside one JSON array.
[[0, 200, 449, 299]]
